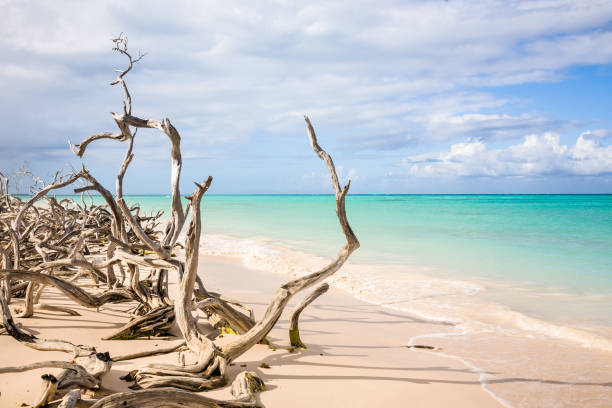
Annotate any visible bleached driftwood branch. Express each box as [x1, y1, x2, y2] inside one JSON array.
[[289, 283, 329, 348], [0, 36, 359, 406]]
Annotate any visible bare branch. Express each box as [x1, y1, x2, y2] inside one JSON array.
[[289, 283, 329, 348]]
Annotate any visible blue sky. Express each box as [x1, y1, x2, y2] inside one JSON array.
[[1, 1, 612, 194]]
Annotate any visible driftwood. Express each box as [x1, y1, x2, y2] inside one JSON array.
[[0, 34, 359, 406], [34, 374, 59, 408], [57, 389, 81, 408], [89, 387, 261, 408], [289, 283, 329, 348]]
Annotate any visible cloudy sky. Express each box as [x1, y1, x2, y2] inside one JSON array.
[[2, 0, 612, 194]]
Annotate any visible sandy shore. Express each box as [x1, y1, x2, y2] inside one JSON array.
[[0, 255, 502, 407]]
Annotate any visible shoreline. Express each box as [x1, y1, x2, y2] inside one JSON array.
[[200, 233, 612, 350], [1, 250, 610, 406], [0, 254, 503, 407], [198, 234, 612, 407], [3, 198, 610, 406]]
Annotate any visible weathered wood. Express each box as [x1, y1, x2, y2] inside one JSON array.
[[0, 360, 87, 374], [104, 305, 174, 340], [0, 36, 361, 406], [57, 389, 81, 408], [174, 178, 216, 356], [230, 371, 265, 403], [35, 303, 81, 316], [33, 374, 58, 408], [89, 388, 260, 408], [289, 283, 329, 348], [220, 117, 359, 361], [0, 270, 132, 309], [112, 342, 186, 362]]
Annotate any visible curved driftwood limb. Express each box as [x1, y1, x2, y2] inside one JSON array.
[[33, 282, 47, 304], [221, 117, 359, 361], [2, 294, 96, 357], [69, 132, 128, 158], [76, 170, 126, 287], [174, 177, 215, 356], [22, 338, 95, 358], [2, 221, 20, 270], [35, 303, 81, 316], [0, 245, 12, 303], [110, 134, 172, 260], [0, 360, 87, 374], [0, 284, 36, 342], [32, 257, 117, 282], [127, 263, 153, 311], [304, 116, 359, 248], [289, 283, 329, 349], [117, 114, 184, 248], [114, 248, 178, 271], [0, 171, 8, 195], [123, 178, 222, 390], [89, 388, 260, 408], [0, 342, 100, 387], [20, 280, 38, 317], [112, 341, 186, 362], [110, 34, 145, 116], [0, 270, 133, 309], [1, 221, 20, 307], [153, 268, 171, 305], [113, 135, 170, 260], [57, 389, 81, 408]]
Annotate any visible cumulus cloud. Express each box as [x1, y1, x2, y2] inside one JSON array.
[[403, 131, 612, 178], [1, 1, 612, 192], [1, 1, 611, 152], [422, 113, 571, 141]]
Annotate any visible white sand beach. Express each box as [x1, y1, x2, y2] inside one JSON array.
[[0, 255, 504, 407]]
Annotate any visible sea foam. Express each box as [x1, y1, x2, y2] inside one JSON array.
[[199, 233, 612, 352]]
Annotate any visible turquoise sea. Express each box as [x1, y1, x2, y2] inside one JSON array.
[[52, 193, 612, 326], [23, 193, 612, 405]]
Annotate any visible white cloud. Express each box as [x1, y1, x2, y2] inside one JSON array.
[[1, 0, 611, 153], [403, 131, 612, 177], [1, 0, 612, 194], [422, 112, 568, 141]]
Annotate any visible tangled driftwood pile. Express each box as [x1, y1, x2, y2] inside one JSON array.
[[0, 35, 359, 407]]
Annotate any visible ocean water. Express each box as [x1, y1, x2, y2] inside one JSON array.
[[122, 195, 611, 309], [37, 193, 612, 406]]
